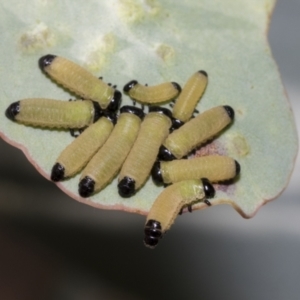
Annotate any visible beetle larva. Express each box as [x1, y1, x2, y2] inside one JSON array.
[[144, 178, 215, 249], [39, 54, 122, 111], [78, 106, 144, 197], [152, 155, 240, 185], [118, 106, 172, 198], [158, 105, 235, 161], [5, 98, 101, 128], [123, 80, 181, 104], [171, 70, 208, 129], [51, 112, 116, 181]]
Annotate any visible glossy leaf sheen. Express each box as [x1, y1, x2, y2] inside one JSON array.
[[0, 0, 298, 217]]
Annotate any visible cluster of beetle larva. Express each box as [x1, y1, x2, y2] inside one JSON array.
[[5, 54, 240, 248]]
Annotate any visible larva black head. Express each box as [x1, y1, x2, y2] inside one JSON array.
[[118, 177, 136, 198], [171, 82, 182, 93], [123, 80, 138, 93], [158, 145, 176, 161], [106, 90, 122, 112], [103, 110, 117, 125], [223, 105, 235, 121], [51, 163, 65, 182], [198, 70, 208, 77], [92, 101, 103, 123], [120, 105, 145, 120], [235, 160, 241, 176], [151, 161, 163, 185], [78, 176, 95, 198], [144, 219, 163, 249], [149, 106, 172, 119], [5, 101, 20, 120], [38, 54, 56, 70], [171, 117, 184, 131], [201, 178, 215, 199]]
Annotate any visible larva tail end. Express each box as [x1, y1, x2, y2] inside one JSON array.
[[38, 54, 56, 70], [123, 80, 138, 93], [223, 105, 235, 120], [51, 163, 65, 182], [235, 160, 241, 176], [171, 81, 181, 94], [149, 106, 172, 119], [120, 105, 145, 120], [78, 176, 95, 198], [171, 117, 184, 131], [144, 219, 162, 249], [158, 145, 176, 161], [118, 177, 136, 198], [106, 90, 122, 112], [151, 161, 163, 185], [198, 70, 208, 77], [5, 101, 20, 120], [201, 178, 215, 199], [171, 82, 182, 93]]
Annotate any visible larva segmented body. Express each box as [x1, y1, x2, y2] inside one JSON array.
[[144, 178, 215, 248], [172, 70, 208, 128], [123, 80, 181, 104], [5, 98, 101, 128], [51, 112, 116, 181], [152, 155, 240, 185], [159, 105, 234, 160], [39, 54, 121, 111], [118, 106, 172, 198]]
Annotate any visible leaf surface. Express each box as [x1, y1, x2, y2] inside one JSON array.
[[0, 0, 298, 217]]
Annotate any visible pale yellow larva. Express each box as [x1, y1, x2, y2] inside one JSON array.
[[39, 55, 121, 111], [123, 80, 181, 104], [144, 179, 215, 249], [51, 112, 116, 181], [171, 70, 208, 128], [118, 106, 172, 198], [159, 105, 235, 160], [152, 155, 240, 185], [78, 106, 144, 198], [5, 98, 101, 128]]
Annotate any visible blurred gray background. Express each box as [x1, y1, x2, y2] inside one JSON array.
[[0, 1, 299, 299]]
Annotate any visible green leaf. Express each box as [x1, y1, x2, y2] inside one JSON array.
[[0, 0, 298, 218]]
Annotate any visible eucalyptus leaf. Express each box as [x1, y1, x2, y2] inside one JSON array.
[[0, 0, 298, 218]]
